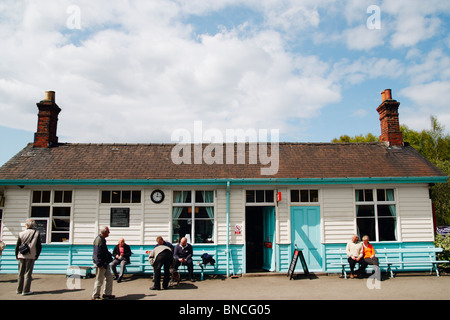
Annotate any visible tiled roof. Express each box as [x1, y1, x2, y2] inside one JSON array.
[[0, 142, 446, 181]]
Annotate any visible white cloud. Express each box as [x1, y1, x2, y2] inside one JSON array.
[[0, 0, 341, 143], [381, 0, 450, 48], [343, 25, 386, 51]]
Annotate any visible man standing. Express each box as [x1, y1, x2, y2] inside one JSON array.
[[15, 219, 42, 295], [174, 237, 195, 282], [92, 226, 114, 300]]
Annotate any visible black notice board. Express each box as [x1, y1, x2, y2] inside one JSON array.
[[34, 219, 48, 244], [110, 208, 130, 227], [287, 248, 311, 280]]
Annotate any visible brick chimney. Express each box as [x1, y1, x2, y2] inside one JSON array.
[[34, 91, 61, 148], [376, 89, 403, 147]]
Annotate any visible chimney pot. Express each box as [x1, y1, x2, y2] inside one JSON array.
[[381, 89, 391, 102], [43, 91, 55, 103]]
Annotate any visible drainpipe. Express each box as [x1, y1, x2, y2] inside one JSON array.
[[226, 181, 230, 277]]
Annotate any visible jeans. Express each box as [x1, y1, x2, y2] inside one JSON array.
[[111, 258, 128, 278]]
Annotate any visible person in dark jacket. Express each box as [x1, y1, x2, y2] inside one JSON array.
[[92, 226, 114, 300], [174, 237, 195, 281], [111, 238, 132, 282]]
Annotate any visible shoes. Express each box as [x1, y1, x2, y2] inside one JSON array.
[[102, 294, 115, 300], [150, 286, 160, 290], [91, 296, 102, 300], [117, 276, 122, 283], [22, 291, 34, 296], [190, 278, 196, 282]]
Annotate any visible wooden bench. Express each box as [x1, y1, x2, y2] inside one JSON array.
[[329, 247, 449, 279], [378, 248, 449, 277], [130, 249, 216, 281], [329, 249, 394, 279]]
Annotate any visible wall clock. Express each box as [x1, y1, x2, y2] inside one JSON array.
[[151, 190, 165, 204]]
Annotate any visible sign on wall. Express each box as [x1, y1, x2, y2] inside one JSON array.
[[110, 208, 130, 227], [34, 219, 48, 244]]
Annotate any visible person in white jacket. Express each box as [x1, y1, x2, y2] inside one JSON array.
[[15, 219, 42, 295], [346, 234, 365, 279]]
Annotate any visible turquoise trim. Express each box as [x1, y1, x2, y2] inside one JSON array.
[[0, 244, 244, 275], [0, 176, 447, 186]]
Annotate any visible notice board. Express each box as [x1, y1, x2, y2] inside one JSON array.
[[287, 248, 311, 280], [110, 208, 130, 227], [34, 219, 48, 244]]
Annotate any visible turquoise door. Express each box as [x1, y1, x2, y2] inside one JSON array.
[[262, 206, 275, 271], [291, 206, 322, 271]]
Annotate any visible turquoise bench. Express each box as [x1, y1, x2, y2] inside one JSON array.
[[329, 247, 449, 279]]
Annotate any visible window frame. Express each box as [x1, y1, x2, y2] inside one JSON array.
[[100, 190, 142, 204], [172, 190, 215, 245], [245, 189, 275, 205], [355, 188, 398, 242], [30, 190, 73, 244], [290, 189, 319, 204]]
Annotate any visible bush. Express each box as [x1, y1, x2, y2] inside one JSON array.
[[434, 234, 450, 267]]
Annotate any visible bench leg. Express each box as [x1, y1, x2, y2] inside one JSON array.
[[387, 264, 394, 279], [341, 265, 347, 279], [433, 264, 440, 277]]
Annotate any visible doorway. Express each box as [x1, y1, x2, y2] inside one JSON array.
[[245, 206, 275, 272]]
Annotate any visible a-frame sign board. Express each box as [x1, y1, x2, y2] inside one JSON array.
[[287, 248, 311, 280]]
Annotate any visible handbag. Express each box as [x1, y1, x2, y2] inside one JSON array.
[[19, 230, 36, 255]]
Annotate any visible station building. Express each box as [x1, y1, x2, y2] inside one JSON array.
[[0, 90, 447, 276]]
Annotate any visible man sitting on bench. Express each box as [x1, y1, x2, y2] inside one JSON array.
[[174, 237, 195, 282]]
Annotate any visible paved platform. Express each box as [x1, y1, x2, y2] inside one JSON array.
[[0, 272, 449, 301]]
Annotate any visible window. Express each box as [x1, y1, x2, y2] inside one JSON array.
[[101, 190, 141, 203], [31, 190, 72, 243], [291, 189, 319, 203], [172, 190, 214, 244], [355, 188, 397, 242], [246, 190, 274, 203], [32, 190, 51, 203]]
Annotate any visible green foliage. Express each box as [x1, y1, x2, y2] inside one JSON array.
[[401, 116, 450, 163], [331, 133, 379, 143], [434, 234, 450, 263]]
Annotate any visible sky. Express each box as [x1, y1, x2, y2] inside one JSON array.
[[1, 0, 450, 166]]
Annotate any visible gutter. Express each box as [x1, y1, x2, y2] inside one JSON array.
[[0, 176, 447, 186]]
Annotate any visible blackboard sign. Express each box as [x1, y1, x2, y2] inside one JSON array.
[[34, 219, 48, 244], [287, 248, 311, 280], [110, 208, 130, 227]]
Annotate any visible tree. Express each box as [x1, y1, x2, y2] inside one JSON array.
[[331, 133, 379, 143]]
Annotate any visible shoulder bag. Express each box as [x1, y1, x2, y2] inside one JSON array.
[[19, 230, 37, 255]]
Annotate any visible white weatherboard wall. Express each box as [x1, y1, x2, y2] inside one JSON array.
[[1, 188, 31, 243], [0, 184, 436, 247], [397, 185, 434, 242], [322, 186, 355, 244]]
